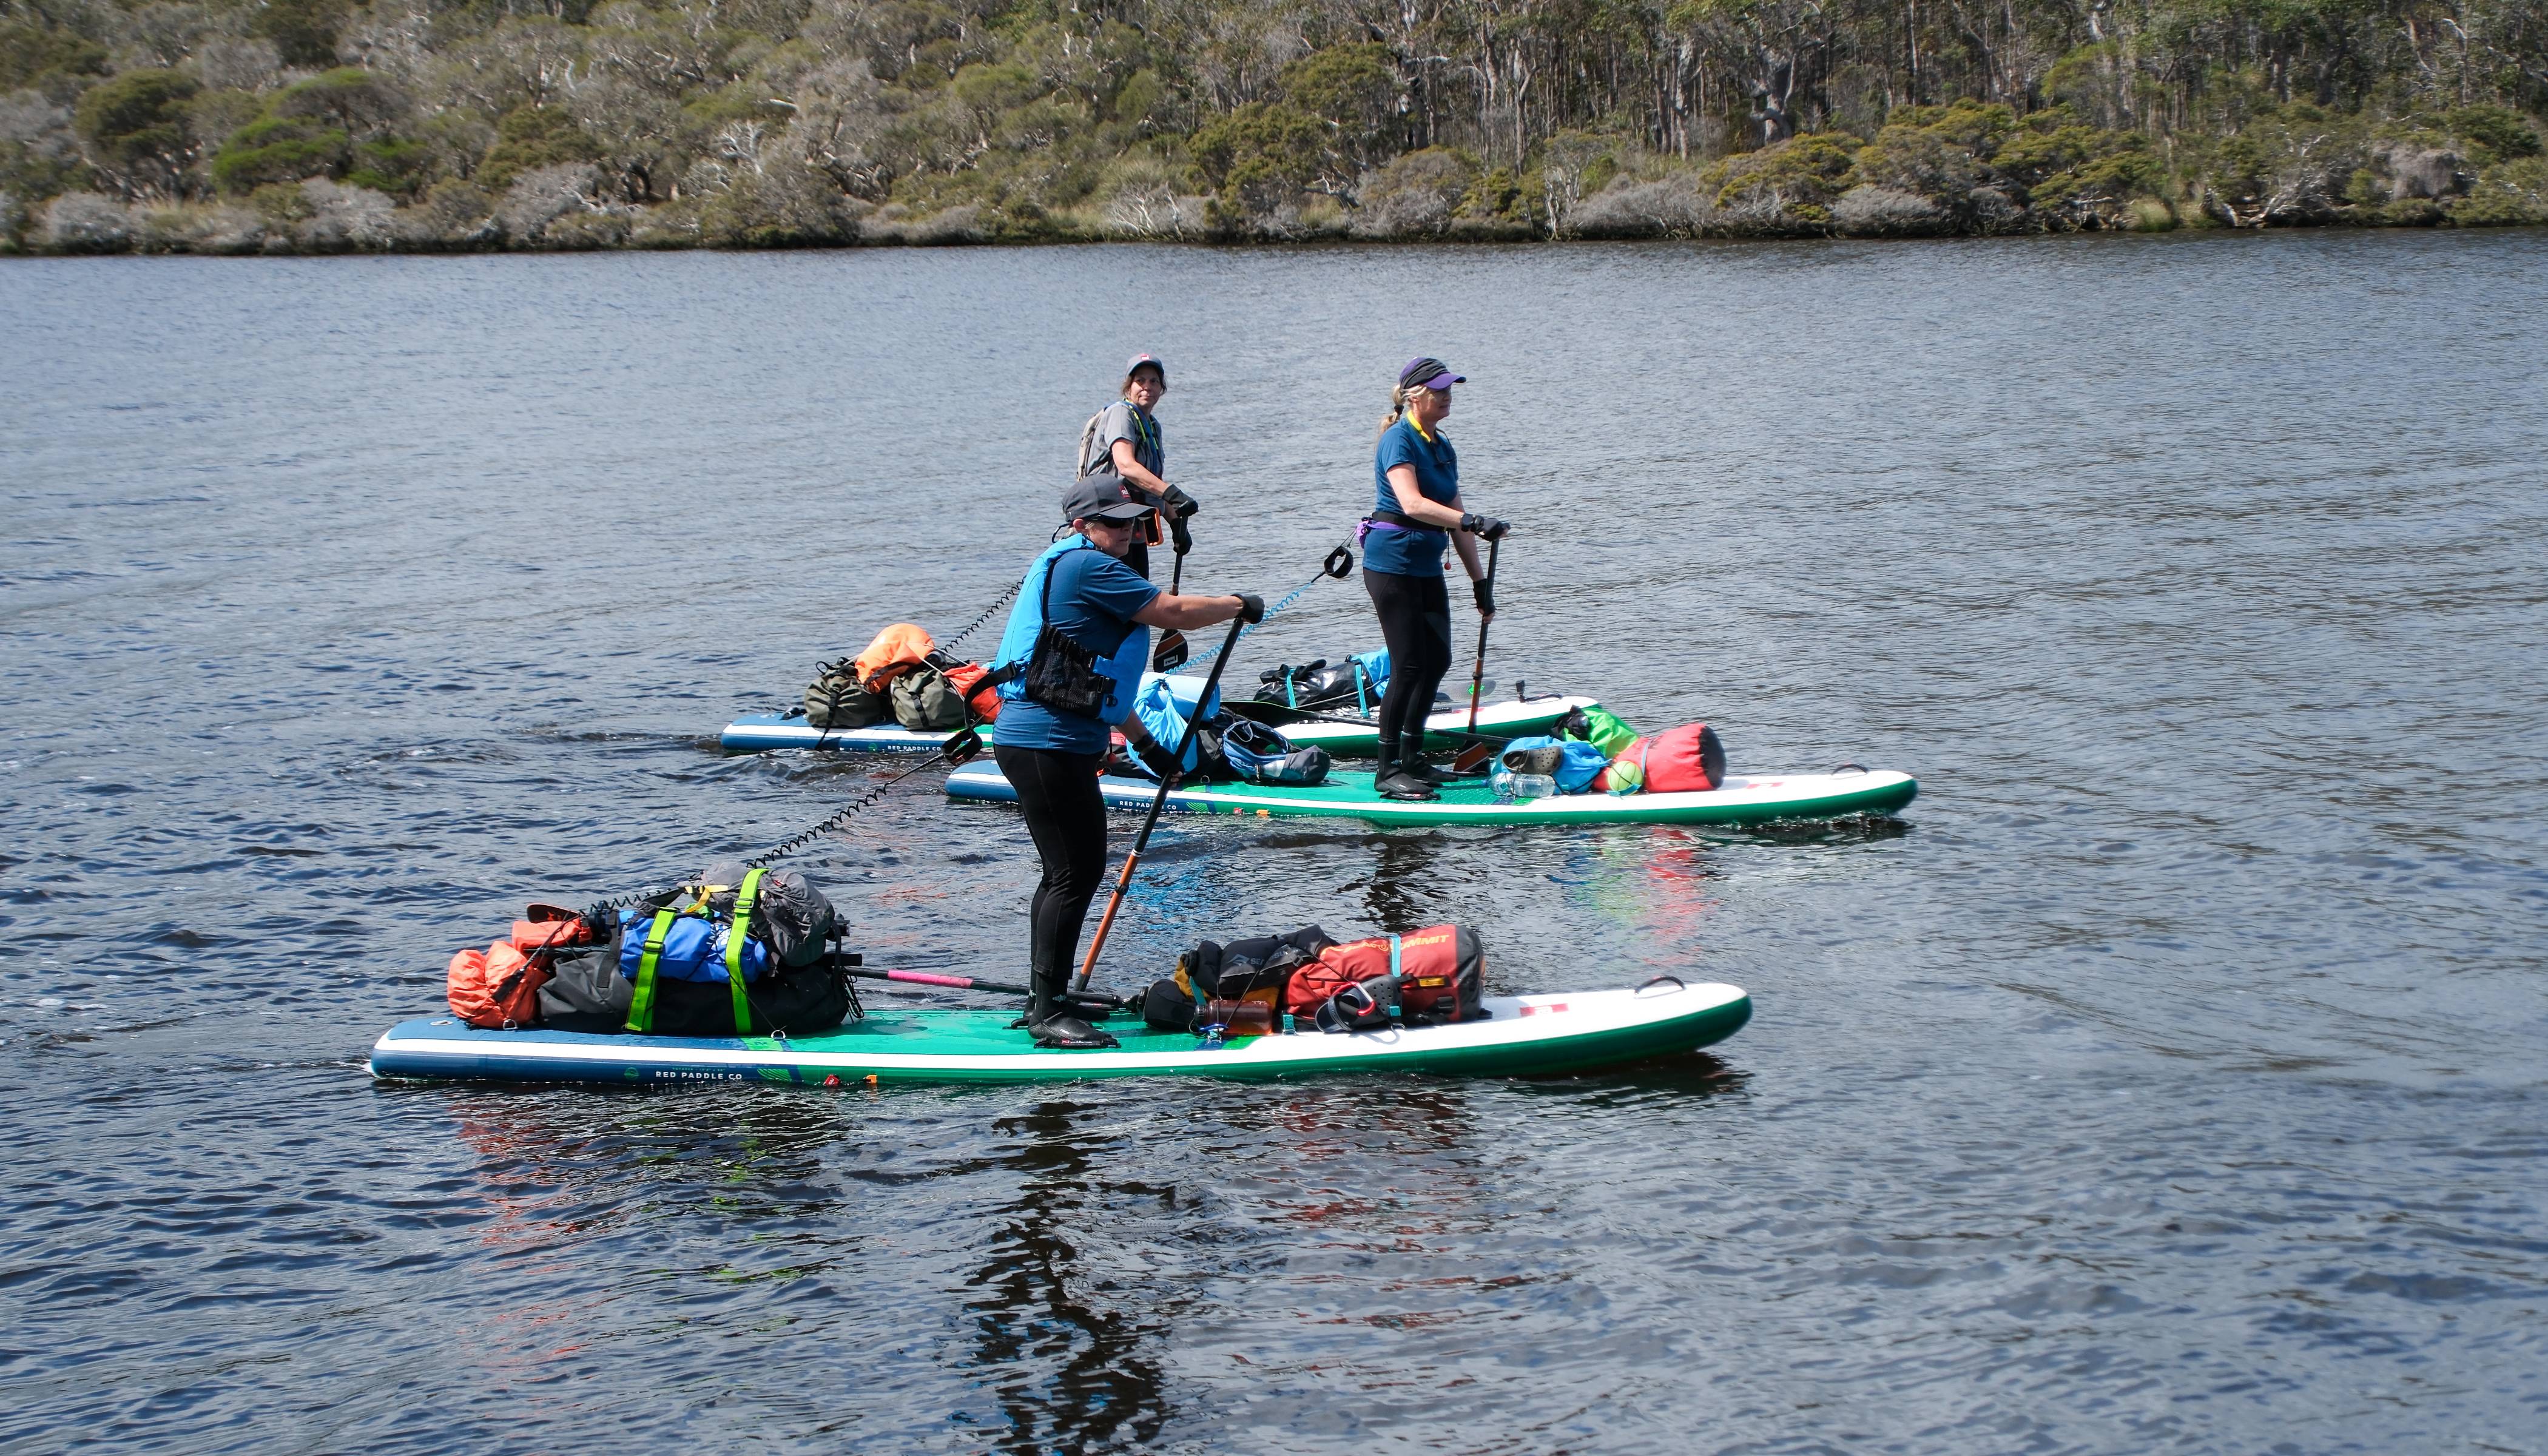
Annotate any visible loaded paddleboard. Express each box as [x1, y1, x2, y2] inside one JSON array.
[[371, 980, 1750, 1086], [947, 762, 1917, 829], [719, 682, 1599, 756]]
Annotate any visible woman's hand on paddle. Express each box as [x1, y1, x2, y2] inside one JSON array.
[[1134, 591, 1258, 630], [1460, 513, 1508, 541], [1472, 578, 1495, 619], [1235, 593, 1264, 624]]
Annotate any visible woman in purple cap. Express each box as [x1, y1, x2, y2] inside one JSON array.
[[1076, 352, 1199, 580], [1361, 356, 1506, 801]]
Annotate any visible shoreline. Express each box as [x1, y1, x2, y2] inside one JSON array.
[[10, 203, 2543, 260]]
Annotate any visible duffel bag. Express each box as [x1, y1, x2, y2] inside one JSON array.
[[891, 665, 969, 730], [804, 658, 886, 731], [1601, 723, 1725, 795], [1286, 924, 1483, 1025]]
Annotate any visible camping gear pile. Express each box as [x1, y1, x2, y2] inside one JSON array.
[[1139, 923, 1484, 1036], [1490, 706, 1728, 798], [1119, 676, 1331, 786], [803, 624, 1000, 732], [447, 865, 858, 1038]]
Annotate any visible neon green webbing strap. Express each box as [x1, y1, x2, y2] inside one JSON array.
[[726, 868, 764, 1036], [626, 908, 676, 1034]]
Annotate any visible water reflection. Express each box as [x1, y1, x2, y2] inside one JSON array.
[[962, 1098, 1175, 1454]]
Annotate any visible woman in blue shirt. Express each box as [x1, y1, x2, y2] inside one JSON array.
[[991, 474, 1258, 1048], [1361, 357, 1506, 801]]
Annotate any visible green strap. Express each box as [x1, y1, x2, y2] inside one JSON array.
[[726, 868, 765, 1036], [625, 908, 676, 1034]]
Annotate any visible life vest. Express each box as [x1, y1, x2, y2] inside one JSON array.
[[986, 537, 1150, 723]]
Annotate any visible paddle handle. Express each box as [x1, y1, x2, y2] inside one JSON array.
[[1466, 534, 1499, 733]]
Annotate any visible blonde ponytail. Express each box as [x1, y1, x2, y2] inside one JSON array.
[[1375, 383, 1411, 441]]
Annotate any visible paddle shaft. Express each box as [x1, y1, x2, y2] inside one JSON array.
[[1150, 549, 1188, 669], [1466, 534, 1500, 733], [1075, 615, 1249, 991]]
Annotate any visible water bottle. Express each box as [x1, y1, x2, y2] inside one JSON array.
[[1491, 766, 1558, 801], [1198, 1000, 1276, 1037]]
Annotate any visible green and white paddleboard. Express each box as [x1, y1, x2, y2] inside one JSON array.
[[948, 761, 1917, 829], [370, 980, 1750, 1086], [718, 682, 1597, 756]]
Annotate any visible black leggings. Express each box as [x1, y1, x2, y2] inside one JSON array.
[[994, 743, 1110, 1000], [1366, 568, 1454, 753]]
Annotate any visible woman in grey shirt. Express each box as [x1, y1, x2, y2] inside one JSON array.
[[1077, 352, 1198, 579]]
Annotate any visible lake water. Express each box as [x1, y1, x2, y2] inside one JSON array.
[[3, 232, 2544, 1454]]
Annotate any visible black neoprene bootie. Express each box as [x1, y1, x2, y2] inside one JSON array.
[[1032, 1013, 1119, 1050], [1373, 766, 1438, 800], [1404, 757, 1456, 785]]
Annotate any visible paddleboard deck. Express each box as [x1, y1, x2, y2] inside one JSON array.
[[946, 761, 1917, 828], [718, 686, 1599, 755], [370, 982, 1750, 1085]]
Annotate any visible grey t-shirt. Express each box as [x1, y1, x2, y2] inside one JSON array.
[[1080, 400, 1164, 484]]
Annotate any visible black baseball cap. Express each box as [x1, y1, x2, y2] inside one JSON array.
[[1062, 473, 1156, 525]]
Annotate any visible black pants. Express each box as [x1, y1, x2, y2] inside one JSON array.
[[994, 743, 1110, 1005], [1366, 568, 1454, 754]]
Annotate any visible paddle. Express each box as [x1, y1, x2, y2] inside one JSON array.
[[832, 957, 1125, 1010], [1464, 533, 1500, 734], [1150, 547, 1190, 671], [1075, 612, 1251, 992]]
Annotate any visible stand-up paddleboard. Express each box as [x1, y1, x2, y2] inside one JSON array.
[[371, 980, 1750, 1086], [719, 679, 1598, 755], [721, 715, 987, 753], [946, 761, 1917, 829], [1225, 693, 1601, 757]]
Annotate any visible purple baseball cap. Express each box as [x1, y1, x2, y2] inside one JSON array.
[[1399, 356, 1466, 390], [1124, 352, 1167, 382]]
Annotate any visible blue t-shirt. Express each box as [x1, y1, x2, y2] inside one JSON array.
[[994, 546, 1161, 753], [1366, 416, 1458, 577]]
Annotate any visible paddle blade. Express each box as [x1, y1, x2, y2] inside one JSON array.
[[1452, 741, 1497, 774], [1150, 629, 1190, 672], [1433, 681, 1495, 706], [941, 726, 983, 764]]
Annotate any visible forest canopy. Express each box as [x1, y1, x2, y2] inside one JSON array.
[[3, 0, 2543, 252]]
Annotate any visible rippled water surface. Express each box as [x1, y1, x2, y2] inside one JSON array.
[[4, 234, 2545, 1454]]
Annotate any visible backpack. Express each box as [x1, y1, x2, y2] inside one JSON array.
[[1284, 925, 1484, 1026], [891, 666, 969, 730], [447, 914, 596, 1029], [1599, 723, 1726, 795], [803, 658, 886, 731]]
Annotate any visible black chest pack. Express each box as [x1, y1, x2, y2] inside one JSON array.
[[983, 548, 1118, 720]]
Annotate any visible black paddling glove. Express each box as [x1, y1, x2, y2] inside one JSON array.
[[1473, 579, 1495, 616], [1170, 514, 1193, 557], [1459, 513, 1509, 541], [1161, 484, 1200, 520], [1236, 593, 1265, 624]]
